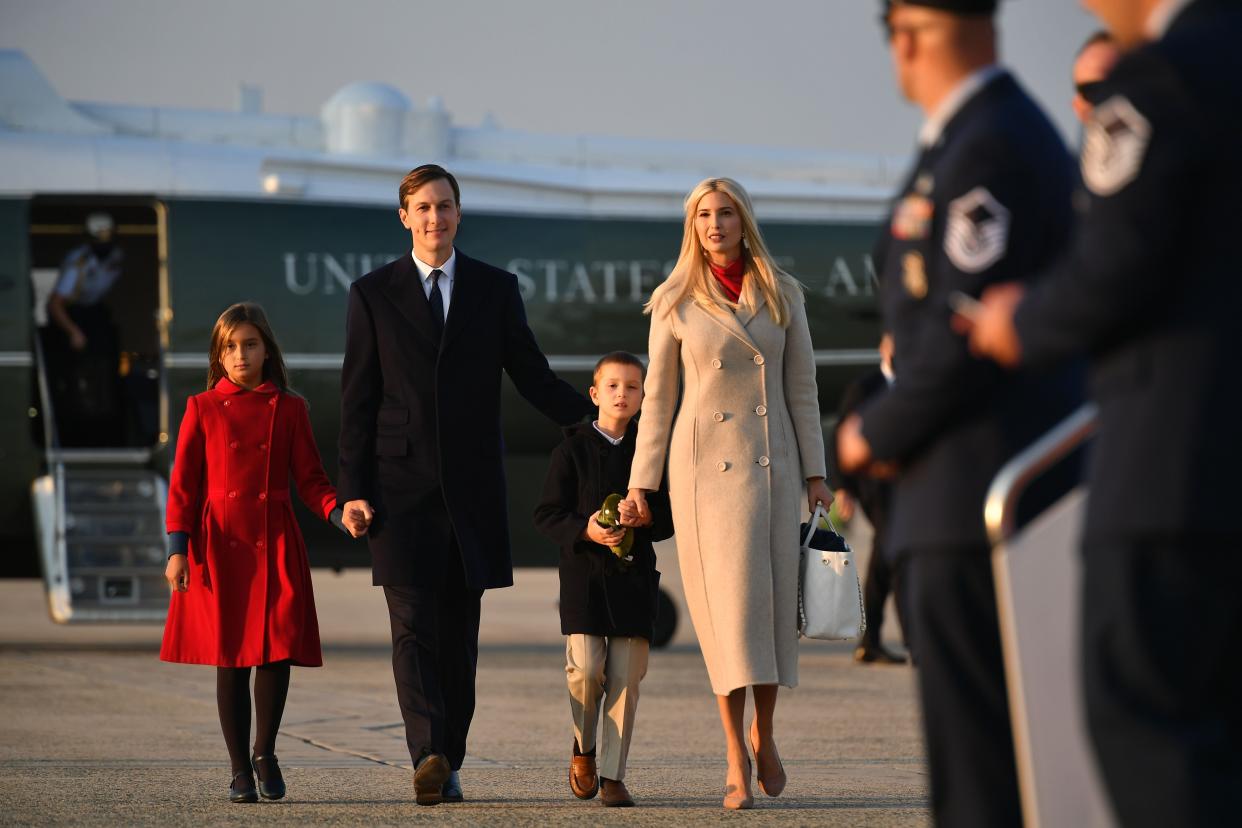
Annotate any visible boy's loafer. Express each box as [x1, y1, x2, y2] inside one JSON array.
[[413, 752, 451, 806], [441, 770, 464, 803]]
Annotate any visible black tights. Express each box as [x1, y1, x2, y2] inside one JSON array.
[[216, 662, 291, 773]]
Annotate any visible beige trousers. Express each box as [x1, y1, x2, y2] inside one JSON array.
[[565, 634, 649, 781]]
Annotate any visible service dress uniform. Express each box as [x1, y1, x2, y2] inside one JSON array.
[[630, 283, 825, 696], [858, 66, 1080, 826], [1011, 2, 1242, 824], [160, 379, 337, 667]]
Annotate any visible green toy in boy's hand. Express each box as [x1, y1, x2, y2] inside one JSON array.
[[596, 493, 635, 563]]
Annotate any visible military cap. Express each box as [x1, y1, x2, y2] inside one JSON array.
[[884, 0, 998, 14]]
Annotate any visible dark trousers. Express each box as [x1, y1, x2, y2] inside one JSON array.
[[907, 548, 1021, 828], [861, 530, 909, 649], [382, 542, 483, 771], [1082, 536, 1242, 828]]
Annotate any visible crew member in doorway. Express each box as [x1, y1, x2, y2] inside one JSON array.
[[45, 212, 125, 447]]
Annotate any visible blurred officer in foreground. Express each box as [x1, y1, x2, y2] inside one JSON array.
[[828, 333, 908, 665], [962, 1, 1242, 825], [836, 1, 1080, 824], [1072, 30, 1121, 125]]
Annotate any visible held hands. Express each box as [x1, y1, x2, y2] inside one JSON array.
[[342, 499, 373, 538], [617, 497, 651, 528], [585, 510, 627, 546], [165, 555, 189, 593]]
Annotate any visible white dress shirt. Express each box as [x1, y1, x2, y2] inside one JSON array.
[[410, 248, 456, 321], [918, 65, 1006, 148], [592, 421, 625, 446]]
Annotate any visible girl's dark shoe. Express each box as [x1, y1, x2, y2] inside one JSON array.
[[252, 754, 286, 800], [229, 770, 258, 803]]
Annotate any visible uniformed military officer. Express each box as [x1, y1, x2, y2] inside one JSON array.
[[963, 1, 1242, 825], [836, 1, 1081, 824]]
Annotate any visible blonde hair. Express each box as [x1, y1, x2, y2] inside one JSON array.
[[645, 177, 801, 326], [207, 302, 291, 392]]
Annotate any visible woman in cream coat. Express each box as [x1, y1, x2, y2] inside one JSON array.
[[627, 178, 832, 809]]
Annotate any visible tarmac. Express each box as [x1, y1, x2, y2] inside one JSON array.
[[0, 534, 929, 826]]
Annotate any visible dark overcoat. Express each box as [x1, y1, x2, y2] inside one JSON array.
[[533, 421, 674, 640], [338, 249, 592, 589], [161, 379, 336, 667]]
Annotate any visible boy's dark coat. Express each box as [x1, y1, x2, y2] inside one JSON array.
[[534, 421, 673, 640]]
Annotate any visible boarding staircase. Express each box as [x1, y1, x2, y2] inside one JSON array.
[[986, 404, 1116, 827], [30, 328, 169, 623]]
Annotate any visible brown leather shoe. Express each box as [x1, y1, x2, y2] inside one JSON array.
[[569, 748, 599, 800], [413, 752, 451, 806], [599, 777, 635, 807]]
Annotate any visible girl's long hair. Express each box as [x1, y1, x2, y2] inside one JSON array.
[[644, 177, 801, 325], [206, 302, 291, 392]]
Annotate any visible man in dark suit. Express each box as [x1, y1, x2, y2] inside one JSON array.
[[828, 333, 908, 664], [338, 164, 592, 805], [837, 2, 1081, 824], [964, 2, 1242, 824]]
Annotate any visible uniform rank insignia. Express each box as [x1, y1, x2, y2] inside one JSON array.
[[1082, 95, 1151, 197], [902, 251, 928, 299], [944, 187, 1010, 274], [892, 194, 934, 240]]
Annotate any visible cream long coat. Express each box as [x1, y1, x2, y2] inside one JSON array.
[[630, 283, 826, 695]]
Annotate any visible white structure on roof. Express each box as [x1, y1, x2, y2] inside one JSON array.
[[0, 50, 903, 220]]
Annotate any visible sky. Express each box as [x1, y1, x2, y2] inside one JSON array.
[[1, 0, 1097, 157]]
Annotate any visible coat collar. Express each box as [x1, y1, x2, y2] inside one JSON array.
[[734, 285, 767, 329], [379, 247, 479, 353], [693, 298, 762, 355], [214, 377, 278, 395]]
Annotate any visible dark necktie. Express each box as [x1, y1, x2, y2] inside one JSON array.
[[428, 269, 445, 342]]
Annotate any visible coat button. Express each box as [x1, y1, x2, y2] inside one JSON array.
[[229, 539, 238, 548], [717, 461, 729, 472], [711, 358, 722, 369], [713, 411, 724, 422], [753, 354, 765, 365], [228, 491, 237, 498], [269, 398, 277, 406], [259, 443, 268, 451], [258, 492, 267, 501], [755, 405, 767, 416], [758, 456, 770, 467], [229, 440, 239, 449], [255, 540, 265, 549], [222, 400, 231, 407]]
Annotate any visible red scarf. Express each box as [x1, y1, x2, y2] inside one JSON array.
[[709, 258, 745, 303]]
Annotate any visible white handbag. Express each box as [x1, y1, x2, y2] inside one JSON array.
[[798, 503, 866, 641]]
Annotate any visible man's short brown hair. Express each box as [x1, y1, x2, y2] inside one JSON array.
[[398, 164, 461, 209], [593, 351, 646, 384]]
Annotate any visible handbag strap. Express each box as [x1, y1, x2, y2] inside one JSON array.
[[802, 502, 832, 547]]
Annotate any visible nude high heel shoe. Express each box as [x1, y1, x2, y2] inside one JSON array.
[[750, 723, 787, 797], [723, 754, 754, 810]]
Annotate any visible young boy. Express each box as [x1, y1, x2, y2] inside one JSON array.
[[533, 351, 673, 808]]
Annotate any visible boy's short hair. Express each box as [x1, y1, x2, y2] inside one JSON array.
[[593, 351, 646, 384]]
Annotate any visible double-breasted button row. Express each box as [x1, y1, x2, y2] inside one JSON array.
[[228, 539, 265, 549]]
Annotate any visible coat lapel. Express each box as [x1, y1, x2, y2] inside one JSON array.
[[735, 288, 767, 329], [694, 300, 760, 355], [379, 254, 440, 350], [441, 250, 477, 351]]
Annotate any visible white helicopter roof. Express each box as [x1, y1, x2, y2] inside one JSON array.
[[0, 50, 903, 221]]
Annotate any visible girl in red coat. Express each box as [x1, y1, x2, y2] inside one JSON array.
[[161, 302, 343, 804]]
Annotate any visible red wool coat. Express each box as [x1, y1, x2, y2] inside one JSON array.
[[160, 379, 336, 667]]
